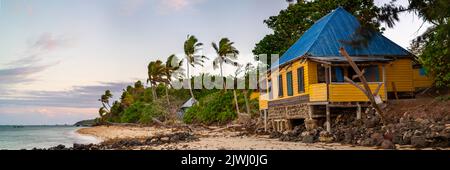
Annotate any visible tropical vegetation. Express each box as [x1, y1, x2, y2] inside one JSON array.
[[95, 0, 447, 125]]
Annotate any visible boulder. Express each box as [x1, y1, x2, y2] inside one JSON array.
[[411, 136, 428, 148], [319, 131, 334, 143], [361, 138, 376, 146], [304, 119, 318, 130], [381, 140, 396, 150], [302, 135, 315, 143], [370, 133, 384, 146]]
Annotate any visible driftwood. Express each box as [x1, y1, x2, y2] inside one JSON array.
[[212, 124, 244, 132], [339, 47, 387, 124]]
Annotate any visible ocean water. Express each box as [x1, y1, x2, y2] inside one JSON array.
[[0, 126, 100, 150]]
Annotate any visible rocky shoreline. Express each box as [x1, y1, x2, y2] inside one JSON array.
[[32, 132, 198, 150]]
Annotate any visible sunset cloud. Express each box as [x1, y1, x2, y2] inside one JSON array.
[[0, 82, 131, 108], [0, 82, 133, 125], [156, 0, 205, 14], [0, 33, 71, 88]]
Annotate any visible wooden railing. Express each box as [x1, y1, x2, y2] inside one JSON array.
[[309, 83, 386, 102]]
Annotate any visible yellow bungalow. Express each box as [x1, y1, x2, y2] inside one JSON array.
[[258, 7, 433, 131]]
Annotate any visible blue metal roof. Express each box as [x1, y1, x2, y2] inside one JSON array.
[[272, 7, 411, 69]]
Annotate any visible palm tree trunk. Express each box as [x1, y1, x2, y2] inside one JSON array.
[[165, 85, 170, 105], [187, 62, 195, 100], [243, 89, 251, 115], [233, 90, 240, 117], [151, 84, 157, 100], [220, 62, 226, 91], [101, 102, 110, 112]]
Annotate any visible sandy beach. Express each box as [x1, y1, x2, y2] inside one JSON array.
[[77, 125, 381, 150]]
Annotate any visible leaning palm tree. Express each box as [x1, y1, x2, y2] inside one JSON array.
[[212, 38, 239, 91], [163, 54, 183, 105], [98, 90, 112, 123], [99, 90, 113, 112], [184, 35, 207, 100], [147, 60, 166, 100]]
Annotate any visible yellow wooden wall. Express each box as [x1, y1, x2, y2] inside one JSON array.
[[309, 83, 327, 102], [259, 58, 418, 107], [413, 68, 433, 88], [268, 59, 313, 101], [385, 59, 414, 92], [329, 83, 386, 102]]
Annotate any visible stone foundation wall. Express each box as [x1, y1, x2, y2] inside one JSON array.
[[268, 103, 309, 120]]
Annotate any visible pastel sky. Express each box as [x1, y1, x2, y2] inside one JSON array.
[[0, 0, 431, 125]]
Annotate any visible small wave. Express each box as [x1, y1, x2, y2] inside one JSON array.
[[67, 128, 102, 144]]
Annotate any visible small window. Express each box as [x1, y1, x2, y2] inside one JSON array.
[[297, 67, 305, 93], [317, 65, 326, 83], [364, 66, 380, 82], [278, 75, 283, 97], [419, 68, 426, 76], [286, 71, 293, 96], [268, 79, 273, 100], [332, 67, 344, 82]]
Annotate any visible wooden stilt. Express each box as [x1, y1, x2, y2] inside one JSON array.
[[392, 82, 399, 100], [272, 120, 276, 132], [308, 105, 313, 119], [339, 48, 386, 125], [326, 105, 331, 132], [264, 110, 267, 132]]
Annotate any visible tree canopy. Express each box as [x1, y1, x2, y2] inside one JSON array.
[[253, 0, 385, 62], [386, 0, 450, 87]]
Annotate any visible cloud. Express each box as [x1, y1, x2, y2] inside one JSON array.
[[0, 63, 55, 85], [156, 0, 205, 14], [0, 82, 131, 108], [118, 0, 206, 15], [29, 33, 72, 52], [162, 0, 190, 10], [0, 81, 135, 124], [0, 33, 71, 88], [120, 0, 146, 16]]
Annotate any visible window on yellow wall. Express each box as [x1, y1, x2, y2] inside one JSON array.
[[297, 67, 305, 93], [419, 68, 427, 76], [287, 71, 293, 96], [278, 75, 283, 97], [317, 65, 326, 83]]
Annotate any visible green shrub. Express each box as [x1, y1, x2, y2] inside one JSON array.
[[183, 91, 237, 124], [120, 101, 168, 124]]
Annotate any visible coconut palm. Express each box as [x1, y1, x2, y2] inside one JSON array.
[[184, 35, 207, 100], [232, 62, 243, 116], [242, 63, 254, 115], [98, 90, 112, 122], [147, 60, 166, 100], [212, 38, 239, 91], [99, 90, 113, 111], [163, 54, 183, 105]]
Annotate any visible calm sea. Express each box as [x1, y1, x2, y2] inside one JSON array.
[[0, 126, 100, 150]]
